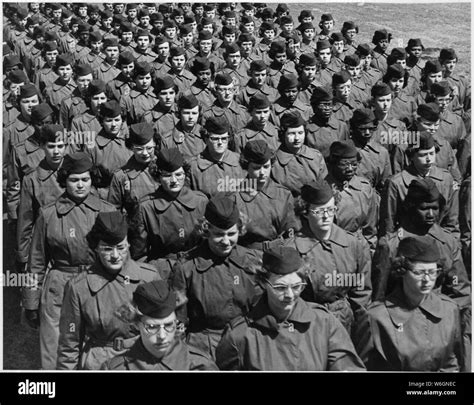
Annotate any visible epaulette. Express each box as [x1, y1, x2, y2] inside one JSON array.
[[227, 315, 248, 330], [138, 262, 159, 273]]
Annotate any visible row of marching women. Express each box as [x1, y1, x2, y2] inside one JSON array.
[[2, 2, 471, 371]]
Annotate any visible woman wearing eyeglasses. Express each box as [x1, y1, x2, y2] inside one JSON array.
[[130, 148, 208, 272], [171, 194, 263, 359], [57, 211, 162, 370], [364, 235, 462, 371], [216, 246, 365, 370], [271, 111, 327, 197], [286, 179, 372, 355], [103, 280, 217, 370], [107, 122, 160, 218]]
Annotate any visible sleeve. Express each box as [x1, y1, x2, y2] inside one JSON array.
[[22, 209, 50, 310], [277, 191, 297, 236], [6, 145, 21, 220], [59, 99, 70, 129], [362, 185, 379, 253], [215, 323, 245, 370], [371, 237, 392, 301], [440, 177, 460, 240], [16, 175, 35, 263], [129, 206, 148, 261], [56, 279, 85, 370], [379, 178, 398, 237], [379, 149, 393, 193], [169, 259, 191, 326], [439, 303, 461, 372], [107, 172, 124, 210], [326, 313, 366, 371]]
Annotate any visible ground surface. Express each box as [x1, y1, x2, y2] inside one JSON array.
[[2, 1, 470, 370]]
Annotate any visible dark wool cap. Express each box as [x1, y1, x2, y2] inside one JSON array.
[[249, 93, 271, 110], [301, 179, 334, 205], [62, 152, 93, 175], [372, 29, 391, 44], [180, 24, 193, 35], [262, 246, 303, 274], [103, 37, 119, 48], [100, 100, 122, 118], [133, 280, 177, 319], [17, 7, 29, 19], [330, 140, 359, 159], [129, 123, 154, 145], [417, 103, 440, 122], [439, 48, 457, 62], [390, 47, 407, 60], [344, 54, 360, 67], [87, 211, 128, 248], [225, 43, 241, 56], [250, 60, 267, 72], [330, 32, 345, 43], [424, 60, 443, 75], [215, 72, 233, 86], [8, 70, 28, 84], [119, 51, 135, 66], [277, 73, 298, 91], [88, 79, 106, 96], [311, 86, 333, 103], [384, 63, 405, 80], [320, 13, 333, 21], [276, 4, 290, 13], [269, 41, 286, 54], [43, 41, 58, 52], [299, 53, 317, 66], [134, 61, 152, 76], [19, 84, 39, 99], [89, 31, 103, 42], [430, 81, 451, 97], [136, 28, 151, 38], [316, 39, 331, 51], [397, 235, 440, 263], [31, 103, 53, 124], [298, 22, 314, 32], [101, 9, 113, 19], [405, 177, 441, 205], [222, 25, 238, 35], [280, 111, 305, 129], [350, 108, 376, 127], [155, 75, 175, 91], [342, 21, 358, 32], [299, 9, 314, 20], [356, 43, 372, 57], [75, 64, 93, 77], [408, 131, 437, 152], [120, 22, 135, 33], [243, 140, 274, 164], [4, 55, 22, 69], [151, 12, 164, 22], [280, 15, 293, 25], [191, 57, 211, 73], [56, 54, 73, 67], [178, 93, 199, 110], [157, 147, 184, 172], [205, 116, 229, 135], [170, 47, 186, 58], [78, 23, 91, 34], [407, 38, 424, 49], [198, 29, 212, 41], [239, 33, 255, 44], [371, 82, 392, 97], [200, 17, 214, 26], [332, 70, 351, 86], [40, 124, 64, 143], [205, 195, 240, 229]]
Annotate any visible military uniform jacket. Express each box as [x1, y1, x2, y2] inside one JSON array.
[[160, 123, 206, 162], [23, 193, 116, 311], [332, 97, 361, 123], [93, 61, 121, 85], [371, 224, 471, 309], [171, 242, 263, 333], [202, 101, 250, 137], [306, 115, 350, 159], [271, 145, 328, 196], [44, 78, 77, 121], [187, 84, 216, 110], [285, 224, 372, 337], [33, 66, 58, 93], [370, 49, 388, 76], [233, 179, 297, 248], [105, 72, 134, 102], [121, 87, 158, 125], [236, 81, 279, 108], [216, 297, 366, 371], [132, 48, 158, 65], [189, 149, 245, 198], [217, 65, 250, 94], [104, 338, 217, 370], [326, 174, 379, 252], [380, 165, 459, 238], [77, 52, 105, 73], [131, 186, 208, 261], [57, 259, 160, 370], [365, 288, 461, 371], [267, 60, 298, 89], [235, 121, 280, 154], [16, 159, 63, 264], [59, 89, 88, 129], [142, 104, 179, 140], [438, 109, 467, 151], [270, 97, 312, 128], [388, 92, 417, 126], [361, 67, 383, 89], [107, 156, 159, 213], [70, 111, 102, 147], [166, 68, 196, 95]]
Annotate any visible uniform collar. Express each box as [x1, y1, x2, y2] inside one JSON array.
[[152, 186, 201, 212], [96, 132, 126, 147], [125, 339, 185, 370], [295, 224, 350, 254], [193, 242, 249, 273], [24, 135, 42, 153], [310, 114, 338, 130], [37, 159, 58, 181], [275, 145, 313, 165], [197, 149, 239, 170], [123, 156, 148, 179], [326, 173, 363, 193], [55, 192, 103, 215], [239, 178, 277, 201]]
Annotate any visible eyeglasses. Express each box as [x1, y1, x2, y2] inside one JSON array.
[[97, 243, 129, 256], [142, 320, 177, 334], [265, 280, 307, 294], [209, 136, 229, 143], [408, 268, 441, 279], [309, 206, 338, 217], [132, 146, 155, 153]]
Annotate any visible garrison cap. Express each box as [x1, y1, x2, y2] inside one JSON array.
[[405, 177, 441, 205], [155, 75, 176, 91], [277, 73, 298, 91], [417, 103, 440, 122], [316, 39, 331, 51], [78, 22, 91, 34], [100, 100, 122, 118], [133, 280, 177, 319], [439, 48, 457, 62], [205, 195, 240, 229], [61, 152, 93, 175], [279, 15, 293, 25], [39, 124, 64, 144], [119, 51, 135, 66], [330, 140, 359, 159], [372, 29, 391, 44], [75, 64, 93, 77], [407, 131, 438, 152], [269, 41, 286, 54], [262, 246, 303, 275], [398, 235, 440, 263], [215, 72, 233, 86], [157, 148, 184, 173], [350, 108, 376, 127], [88, 79, 106, 96], [424, 60, 443, 74], [330, 32, 345, 43], [344, 54, 360, 67], [134, 61, 152, 76], [190, 56, 211, 73], [205, 116, 229, 135], [248, 93, 271, 110], [103, 37, 119, 48], [8, 70, 28, 84], [4, 55, 22, 69], [332, 70, 351, 86], [342, 21, 358, 33], [356, 43, 372, 57], [43, 41, 58, 52], [129, 123, 154, 146], [87, 211, 129, 248], [224, 43, 241, 56], [178, 93, 199, 110], [311, 86, 333, 103], [298, 22, 315, 32], [320, 13, 333, 21], [299, 53, 317, 66], [18, 83, 39, 99], [430, 81, 451, 97], [243, 140, 274, 164], [301, 179, 334, 205], [31, 103, 53, 124], [390, 47, 407, 60], [406, 38, 424, 49], [249, 60, 267, 72], [384, 63, 405, 80], [280, 111, 305, 129], [299, 9, 314, 20], [371, 82, 392, 97], [89, 31, 103, 43], [56, 54, 73, 67], [180, 24, 193, 36]]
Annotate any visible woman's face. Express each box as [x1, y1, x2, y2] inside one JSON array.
[[96, 237, 129, 274], [102, 115, 122, 135], [207, 223, 239, 257], [159, 167, 185, 195], [132, 139, 155, 165], [140, 312, 177, 360], [65, 172, 91, 200], [247, 159, 271, 187], [284, 125, 305, 152], [403, 261, 438, 298], [265, 272, 304, 317], [307, 197, 336, 233]]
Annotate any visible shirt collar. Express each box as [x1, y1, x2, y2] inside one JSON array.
[[193, 243, 250, 273], [37, 159, 58, 181], [152, 186, 201, 212], [56, 192, 102, 215], [197, 149, 239, 170]]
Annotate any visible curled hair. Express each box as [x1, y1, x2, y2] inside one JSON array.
[[194, 212, 249, 239], [390, 255, 445, 282], [255, 259, 311, 287], [56, 165, 102, 189], [294, 192, 341, 218], [278, 122, 308, 143], [147, 157, 192, 186], [239, 154, 276, 170]]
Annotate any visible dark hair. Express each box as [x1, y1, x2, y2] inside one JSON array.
[[148, 158, 192, 184], [57, 165, 101, 189], [278, 122, 307, 143], [239, 154, 275, 170], [255, 260, 310, 287]]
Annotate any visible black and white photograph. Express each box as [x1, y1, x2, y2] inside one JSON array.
[[1, 0, 472, 401]]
